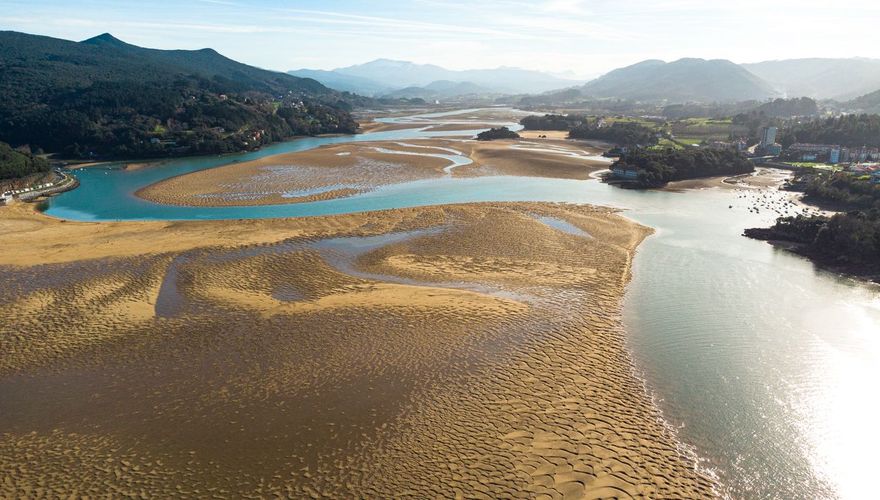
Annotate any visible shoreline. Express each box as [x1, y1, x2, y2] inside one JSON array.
[[1, 201, 716, 497]]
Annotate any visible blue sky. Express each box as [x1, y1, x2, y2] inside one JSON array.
[[2, 0, 879, 78]]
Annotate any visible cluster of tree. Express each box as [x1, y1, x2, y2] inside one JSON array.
[[661, 97, 819, 122], [777, 114, 880, 148], [569, 122, 658, 148], [751, 97, 819, 118], [798, 170, 880, 211], [519, 114, 589, 131], [475, 127, 520, 141], [745, 211, 880, 277], [0, 31, 361, 163], [0, 141, 49, 180], [612, 148, 753, 187]]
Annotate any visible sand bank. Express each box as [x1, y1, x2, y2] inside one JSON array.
[[0, 202, 715, 497], [455, 139, 612, 180], [136, 138, 611, 207], [136, 142, 453, 207], [663, 167, 792, 192]]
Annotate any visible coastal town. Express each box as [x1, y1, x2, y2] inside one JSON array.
[[752, 125, 880, 182]]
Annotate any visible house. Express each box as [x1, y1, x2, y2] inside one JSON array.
[[764, 143, 782, 156], [707, 141, 732, 150], [611, 167, 639, 180]]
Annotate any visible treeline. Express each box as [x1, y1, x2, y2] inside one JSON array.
[[745, 212, 880, 278], [612, 148, 753, 187], [778, 114, 880, 148], [0, 77, 357, 159], [665, 97, 818, 121], [0, 141, 49, 180], [519, 114, 658, 147], [569, 122, 658, 147]]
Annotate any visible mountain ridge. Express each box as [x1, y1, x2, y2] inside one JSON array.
[[289, 58, 582, 96], [742, 58, 880, 100], [0, 30, 358, 159], [581, 57, 778, 103]]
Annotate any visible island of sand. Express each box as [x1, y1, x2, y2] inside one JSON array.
[[0, 200, 716, 498], [136, 137, 613, 207]]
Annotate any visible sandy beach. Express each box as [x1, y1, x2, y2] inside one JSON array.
[[0, 201, 715, 497], [137, 137, 612, 207], [663, 167, 792, 191]]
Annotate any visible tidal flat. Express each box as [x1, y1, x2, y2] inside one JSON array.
[[134, 137, 611, 208], [0, 201, 715, 498]]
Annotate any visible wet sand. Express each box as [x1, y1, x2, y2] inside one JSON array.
[[137, 138, 612, 207], [456, 139, 612, 180], [356, 121, 427, 133], [0, 202, 716, 497], [137, 142, 453, 207], [664, 167, 791, 191]]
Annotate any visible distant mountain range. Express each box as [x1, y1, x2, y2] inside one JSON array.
[[289, 59, 583, 98], [293, 56, 880, 104], [382, 80, 496, 100], [742, 58, 880, 101], [523, 57, 880, 105], [0, 31, 357, 158]]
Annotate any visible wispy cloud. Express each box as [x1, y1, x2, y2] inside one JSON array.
[[1, 0, 878, 74]]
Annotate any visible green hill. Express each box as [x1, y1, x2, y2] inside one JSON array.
[[0, 31, 359, 159], [846, 89, 880, 114], [582, 58, 778, 103]]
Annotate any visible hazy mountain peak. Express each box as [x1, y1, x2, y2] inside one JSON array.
[[80, 33, 128, 46], [584, 58, 777, 103], [743, 58, 880, 100]]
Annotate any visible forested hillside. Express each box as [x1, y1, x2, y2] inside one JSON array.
[[0, 31, 361, 160], [778, 114, 880, 148], [0, 141, 49, 180]]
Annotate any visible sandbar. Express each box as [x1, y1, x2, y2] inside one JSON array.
[[0, 201, 716, 497], [136, 138, 612, 207]]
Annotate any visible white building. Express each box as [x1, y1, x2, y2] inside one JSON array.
[[760, 126, 777, 147]]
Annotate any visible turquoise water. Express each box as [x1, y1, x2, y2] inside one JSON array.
[[43, 111, 880, 499]]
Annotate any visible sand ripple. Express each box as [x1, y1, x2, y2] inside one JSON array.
[[0, 202, 716, 497]]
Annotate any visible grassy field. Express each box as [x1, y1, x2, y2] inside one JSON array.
[[651, 138, 684, 150], [673, 137, 702, 146], [606, 116, 665, 130], [670, 118, 747, 142]]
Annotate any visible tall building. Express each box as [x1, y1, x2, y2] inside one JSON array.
[[760, 126, 777, 147], [830, 148, 841, 164]]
